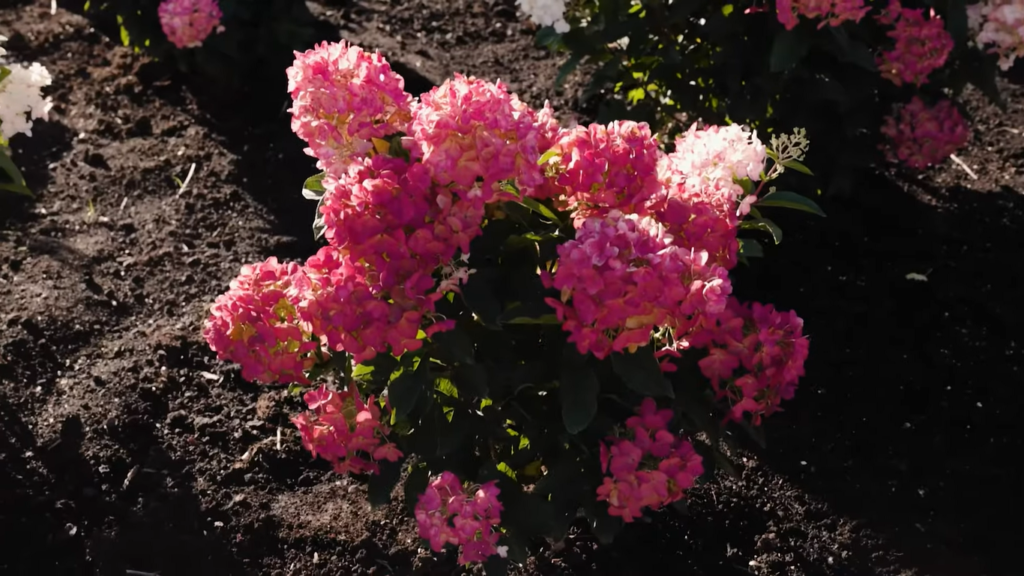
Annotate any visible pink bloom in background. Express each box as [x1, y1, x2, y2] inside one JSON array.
[[287, 41, 414, 176], [597, 398, 703, 521], [547, 120, 662, 219], [202, 258, 319, 385], [652, 123, 767, 269], [968, 0, 1024, 71], [291, 382, 402, 475], [158, 0, 223, 49], [880, 97, 970, 170], [414, 472, 504, 564], [674, 298, 809, 424], [875, 0, 954, 87], [543, 210, 731, 359], [411, 74, 554, 203], [775, 0, 870, 31]]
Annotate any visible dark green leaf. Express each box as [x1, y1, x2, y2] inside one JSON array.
[[560, 347, 599, 434], [611, 347, 674, 398], [517, 197, 563, 225], [499, 301, 559, 325], [740, 217, 783, 244], [755, 190, 826, 217], [584, 504, 622, 545], [389, 361, 430, 419], [769, 29, 811, 72], [781, 159, 814, 176], [0, 182, 32, 196], [738, 238, 764, 259], [431, 327, 476, 365], [453, 363, 489, 399], [483, 556, 509, 576], [0, 66, 11, 84], [555, 55, 582, 88], [301, 172, 326, 199], [403, 464, 430, 515], [826, 27, 878, 72], [461, 270, 504, 327], [367, 459, 403, 507], [0, 149, 31, 196], [535, 26, 563, 50]]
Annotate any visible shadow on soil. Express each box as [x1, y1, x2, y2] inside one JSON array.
[[731, 173, 1024, 576]]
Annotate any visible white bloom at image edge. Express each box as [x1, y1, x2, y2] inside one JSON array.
[[0, 36, 54, 140], [517, 0, 570, 33]]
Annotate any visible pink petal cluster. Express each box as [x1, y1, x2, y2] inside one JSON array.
[[287, 42, 414, 175], [968, 0, 1024, 71], [546, 121, 663, 218], [674, 297, 809, 424], [202, 258, 318, 385], [291, 382, 402, 475], [875, 0, 954, 87], [542, 210, 731, 359], [652, 124, 767, 269], [597, 398, 704, 522], [411, 74, 559, 201], [157, 0, 223, 50], [880, 97, 970, 169], [414, 472, 504, 564], [775, 0, 870, 31]]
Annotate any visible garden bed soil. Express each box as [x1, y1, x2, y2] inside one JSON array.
[[1, 1, 1022, 575]]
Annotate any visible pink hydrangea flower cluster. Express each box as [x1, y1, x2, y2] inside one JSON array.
[[543, 210, 731, 359], [597, 398, 704, 522], [202, 257, 318, 385], [880, 96, 970, 169], [157, 0, 223, 50], [291, 382, 402, 475], [674, 297, 809, 424], [287, 42, 414, 175], [414, 472, 504, 564], [968, 0, 1024, 71], [652, 124, 767, 269], [775, 0, 870, 31], [875, 0, 954, 87], [545, 120, 663, 218], [411, 74, 559, 201]]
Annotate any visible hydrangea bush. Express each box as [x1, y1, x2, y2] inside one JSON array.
[[524, 0, 1011, 196], [204, 41, 822, 571], [0, 35, 53, 196], [78, 0, 320, 86]]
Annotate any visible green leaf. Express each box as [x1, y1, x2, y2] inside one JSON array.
[[389, 361, 430, 419], [755, 190, 826, 217], [301, 172, 326, 199], [499, 301, 560, 325], [537, 148, 559, 166], [826, 27, 877, 72], [611, 347, 674, 398], [769, 29, 811, 72], [560, 346, 599, 434], [741, 217, 783, 244], [454, 363, 489, 399], [738, 238, 764, 258], [555, 55, 582, 88], [461, 270, 504, 327], [431, 327, 476, 365], [0, 150, 31, 196], [0, 66, 11, 84], [583, 504, 622, 545], [367, 459, 403, 507], [403, 464, 430, 515], [535, 26, 564, 50], [781, 159, 814, 176], [517, 197, 563, 225], [483, 556, 509, 576]]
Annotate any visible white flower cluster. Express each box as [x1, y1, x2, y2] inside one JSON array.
[[0, 35, 53, 142], [517, 0, 570, 33]]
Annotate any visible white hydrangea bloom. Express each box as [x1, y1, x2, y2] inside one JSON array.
[[517, 0, 570, 33], [0, 35, 54, 141]]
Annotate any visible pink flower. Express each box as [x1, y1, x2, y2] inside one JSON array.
[[547, 121, 663, 218], [968, 0, 1024, 71], [287, 41, 413, 175], [292, 382, 402, 475], [411, 74, 552, 203], [875, 0, 954, 87], [415, 472, 504, 564], [776, 0, 870, 31], [597, 399, 703, 521], [543, 210, 732, 359], [202, 258, 319, 384], [158, 0, 223, 49], [880, 97, 970, 170]]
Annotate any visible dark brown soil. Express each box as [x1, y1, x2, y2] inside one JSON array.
[[1, 1, 1021, 575]]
